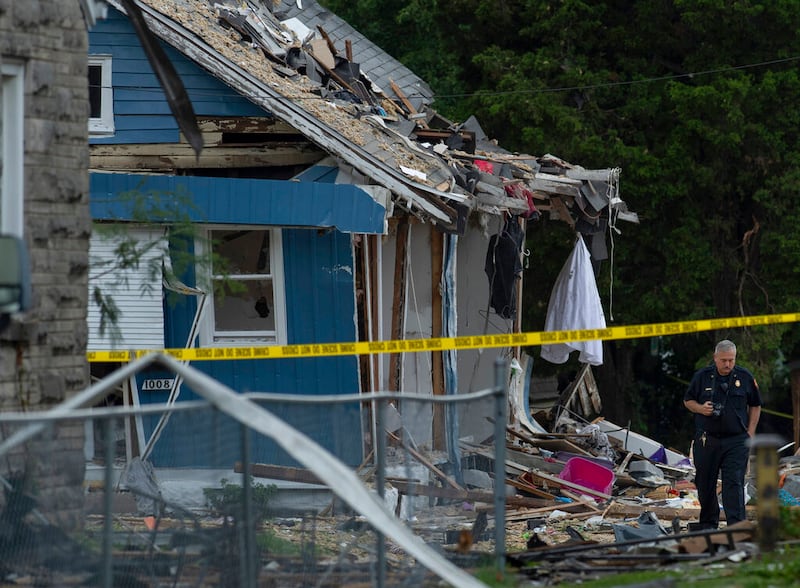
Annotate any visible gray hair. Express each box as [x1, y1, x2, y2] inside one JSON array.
[[715, 339, 736, 354]]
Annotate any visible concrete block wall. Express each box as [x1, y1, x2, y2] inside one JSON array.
[[0, 0, 91, 530]]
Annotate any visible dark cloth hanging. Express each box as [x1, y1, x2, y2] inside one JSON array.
[[484, 216, 525, 319]]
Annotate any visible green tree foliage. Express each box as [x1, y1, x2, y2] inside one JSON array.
[[321, 0, 800, 446]]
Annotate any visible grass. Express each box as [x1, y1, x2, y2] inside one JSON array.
[[256, 528, 302, 556], [551, 543, 800, 587]]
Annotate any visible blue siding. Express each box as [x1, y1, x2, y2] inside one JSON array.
[[89, 7, 265, 146], [90, 173, 386, 233], [90, 9, 370, 467], [140, 228, 362, 467]]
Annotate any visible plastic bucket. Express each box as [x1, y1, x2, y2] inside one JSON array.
[[558, 456, 615, 497]]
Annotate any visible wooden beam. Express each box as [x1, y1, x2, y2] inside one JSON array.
[[389, 79, 417, 116], [387, 430, 464, 492], [369, 234, 381, 391], [90, 143, 325, 170], [505, 476, 557, 500], [316, 25, 339, 56], [504, 502, 594, 520], [355, 234, 373, 399], [548, 196, 575, 227], [389, 480, 574, 510], [615, 451, 635, 476], [388, 216, 409, 392], [560, 489, 602, 512], [524, 468, 612, 501], [195, 116, 301, 135], [431, 227, 445, 451], [528, 179, 581, 197], [234, 462, 323, 485], [473, 191, 530, 214]]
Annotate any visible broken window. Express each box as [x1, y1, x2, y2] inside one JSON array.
[[199, 227, 286, 345]]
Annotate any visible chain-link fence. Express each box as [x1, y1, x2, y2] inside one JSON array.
[[0, 354, 507, 587]]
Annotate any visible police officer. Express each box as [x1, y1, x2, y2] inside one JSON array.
[[684, 339, 763, 530]]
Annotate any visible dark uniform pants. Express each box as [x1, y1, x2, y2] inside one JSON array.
[[692, 431, 749, 528]]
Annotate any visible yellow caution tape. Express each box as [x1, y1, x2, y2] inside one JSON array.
[[86, 312, 800, 363]]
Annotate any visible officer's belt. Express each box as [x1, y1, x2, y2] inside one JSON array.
[[704, 430, 745, 438]]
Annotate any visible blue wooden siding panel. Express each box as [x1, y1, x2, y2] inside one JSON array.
[[283, 228, 358, 344], [140, 228, 362, 467], [136, 387, 361, 469], [89, 7, 266, 146], [112, 115, 181, 131], [90, 173, 386, 234]]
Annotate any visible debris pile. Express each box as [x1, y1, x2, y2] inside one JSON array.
[[129, 0, 637, 233]]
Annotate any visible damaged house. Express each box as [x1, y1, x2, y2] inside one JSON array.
[[86, 0, 636, 473]]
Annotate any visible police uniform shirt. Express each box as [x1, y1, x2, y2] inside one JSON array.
[[684, 365, 763, 435]]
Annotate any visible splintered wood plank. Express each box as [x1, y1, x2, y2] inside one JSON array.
[[234, 462, 323, 485], [578, 383, 594, 416], [388, 216, 409, 393], [506, 477, 557, 500], [431, 226, 446, 451], [389, 79, 417, 115], [524, 469, 612, 501], [387, 430, 464, 491]]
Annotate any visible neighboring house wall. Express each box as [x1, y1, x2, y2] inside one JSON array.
[[0, 2, 91, 529]]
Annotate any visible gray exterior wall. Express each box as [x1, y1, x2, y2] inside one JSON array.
[[0, 1, 91, 529]]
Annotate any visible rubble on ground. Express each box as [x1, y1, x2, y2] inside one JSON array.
[[220, 371, 800, 585]]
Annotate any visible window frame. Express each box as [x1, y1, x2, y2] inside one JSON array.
[[1, 62, 24, 237], [197, 226, 287, 347], [88, 54, 114, 136]]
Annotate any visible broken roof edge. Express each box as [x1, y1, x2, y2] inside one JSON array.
[[115, 0, 461, 230], [110, 1, 634, 231], [274, 0, 435, 107]]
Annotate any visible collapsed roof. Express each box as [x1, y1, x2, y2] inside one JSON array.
[[108, 0, 637, 234]]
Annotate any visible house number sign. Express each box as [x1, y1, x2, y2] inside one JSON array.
[[141, 378, 175, 391]]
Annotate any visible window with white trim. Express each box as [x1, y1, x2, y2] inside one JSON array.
[[1, 62, 24, 237], [88, 55, 114, 136], [198, 227, 287, 346]]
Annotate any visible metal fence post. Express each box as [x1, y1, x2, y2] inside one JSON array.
[[241, 424, 256, 588], [375, 394, 386, 588], [493, 357, 507, 578], [749, 434, 784, 553], [102, 417, 114, 588]]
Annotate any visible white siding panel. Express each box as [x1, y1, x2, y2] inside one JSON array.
[[87, 227, 166, 351]]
